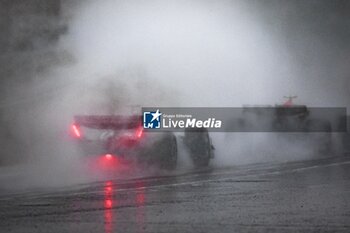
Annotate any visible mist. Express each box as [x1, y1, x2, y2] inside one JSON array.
[[61, 0, 298, 107], [0, 0, 350, 189]]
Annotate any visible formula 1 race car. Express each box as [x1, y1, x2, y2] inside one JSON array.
[[69, 114, 214, 170], [228, 96, 334, 154]]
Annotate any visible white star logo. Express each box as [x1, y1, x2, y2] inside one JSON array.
[[150, 109, 162, 122]]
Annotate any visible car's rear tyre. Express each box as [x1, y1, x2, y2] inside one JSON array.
[[154, 133, 178, 170], [184, 128, 212, 168], [306, 119, 332, 155]]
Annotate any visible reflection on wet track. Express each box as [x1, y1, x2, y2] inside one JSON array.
[[104, 181, 113, 233], [103, 180, 147, 233], [1, 156, 350, 232]]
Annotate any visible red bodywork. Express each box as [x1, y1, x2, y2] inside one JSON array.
[[73, 115, 142, 130], [70, 115, 145, 163]]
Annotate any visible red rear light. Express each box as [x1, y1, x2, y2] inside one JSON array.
[[135, 127, 143, 138], [72, 124, 81, 138], [105, 154, 113, 160]]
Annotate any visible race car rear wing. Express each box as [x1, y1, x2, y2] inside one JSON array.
[[73, 115, 142, 130]]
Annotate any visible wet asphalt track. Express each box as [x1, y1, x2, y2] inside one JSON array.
[[1, 156, 350, 233]]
